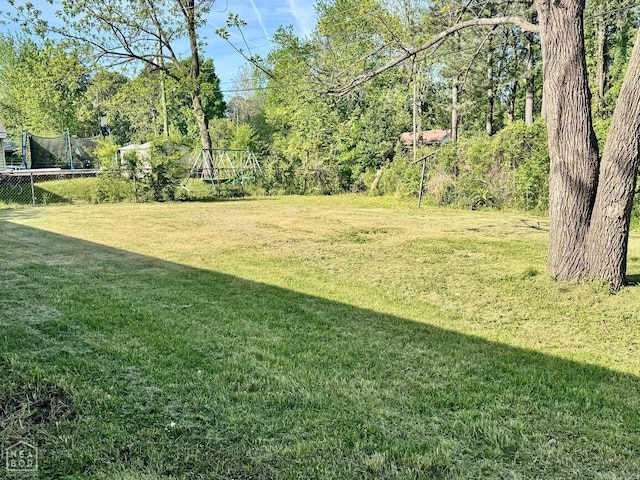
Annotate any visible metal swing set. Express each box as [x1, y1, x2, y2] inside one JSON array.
[[182, 148, 263, 191]]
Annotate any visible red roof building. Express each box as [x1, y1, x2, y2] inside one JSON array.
[[399, 129, 452, 146]]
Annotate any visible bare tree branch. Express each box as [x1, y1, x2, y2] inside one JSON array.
[[329, 15, 539, 96], [461, 26, 497, 84]]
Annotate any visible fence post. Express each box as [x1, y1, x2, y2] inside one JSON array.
[[21, 131, 28, 168], [30, 172, 35, 206]]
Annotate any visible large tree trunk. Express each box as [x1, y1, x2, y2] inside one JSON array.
[[536, 0, 600, 281], [192, 92, 213, 176], [182, 0, 214, 175], [586, 30, 640, 289]]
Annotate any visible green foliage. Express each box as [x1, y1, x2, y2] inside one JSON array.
[[98, 60, 226, 146], [145, 141, 189, 201], [409, 121, 550, 210], [102, 73, 161, 144], [164, 58, 226, 139], [230, 123, 258, 151], [263, 21, 412, 194], [95, 167, 134, 203], [260, 155, 345, 195], [375, 159, 423, 199], [0, 36, 89, 135], [498, 121, 550, 210], [91, 138, 119, 168], [593, 117, 611, 148], [77, 69, 128, 137], [257, 119, 550, 210], [3, 0, 638, 215], [584, 2, 637, 118], [209, 118, 234, 149], [92, 138, 187, 203]]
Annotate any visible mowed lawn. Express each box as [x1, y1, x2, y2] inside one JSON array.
[[1, 195, 639, 479]]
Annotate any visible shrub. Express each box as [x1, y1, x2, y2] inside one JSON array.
[[495, 121, 549, 211], [260, 155, 350, 196], [144, 142, 188, 201], [93, 138, 188, 203], [420, 120, 550, 211], [425, 171, 456, 205], [375, 158, 422, 198], [95, 168, 134, 203], [91, 138, 120, 169]]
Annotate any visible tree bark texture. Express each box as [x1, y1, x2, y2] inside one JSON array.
[[536, 0, 600, 281], [507, 81, 518, 123], [587, 30, 640, 288], [157, 37, 169, 137]]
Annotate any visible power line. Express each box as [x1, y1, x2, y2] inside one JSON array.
[[589, 1, 640, 17], [220, 86, 268, 94]]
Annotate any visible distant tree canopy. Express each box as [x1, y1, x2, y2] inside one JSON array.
[[0, 36, 89, 136], [0, 35, 226, 143]]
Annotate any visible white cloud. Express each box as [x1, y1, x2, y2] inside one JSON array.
[[285, 0, 316, 37], [248, 0, 270, 39]]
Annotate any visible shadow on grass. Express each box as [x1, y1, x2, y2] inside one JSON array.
[[0, 218, 639, 479], [177, 194, 279, 204], [625, 273, 640, 286], [0, 183, 68, 206]]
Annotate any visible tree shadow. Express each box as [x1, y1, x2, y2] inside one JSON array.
[[0, 220, 639, 479]]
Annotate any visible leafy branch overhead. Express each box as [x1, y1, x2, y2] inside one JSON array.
[[328, 15, 540, 96], [215, 12, 275, 80]]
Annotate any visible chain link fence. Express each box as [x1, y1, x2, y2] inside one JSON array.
[[0, 170, 98, 206], [0, 169, 252, 206]]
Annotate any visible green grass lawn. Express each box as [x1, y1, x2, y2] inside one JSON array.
[[1, 195, 639, 479]]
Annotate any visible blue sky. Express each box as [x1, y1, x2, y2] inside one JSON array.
[[204, 0, 318, 95], [0, 0, 318, 98]]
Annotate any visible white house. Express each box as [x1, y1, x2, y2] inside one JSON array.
[[0, 121, 7, 171]]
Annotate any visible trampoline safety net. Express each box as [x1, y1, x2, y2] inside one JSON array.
[[70, 136, 100, 169], [29, 133, 99, 169]]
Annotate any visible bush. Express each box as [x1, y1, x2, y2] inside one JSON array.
[[260, 155, 350, 196], [496, 121, 549, 210], [91, 138, 120, 169], [420, 120, 550, 211], [93, 138, 189, 203], [375, 158, 423, 199], [145, 142, 188, 201], [95, 168, 134, 203]]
